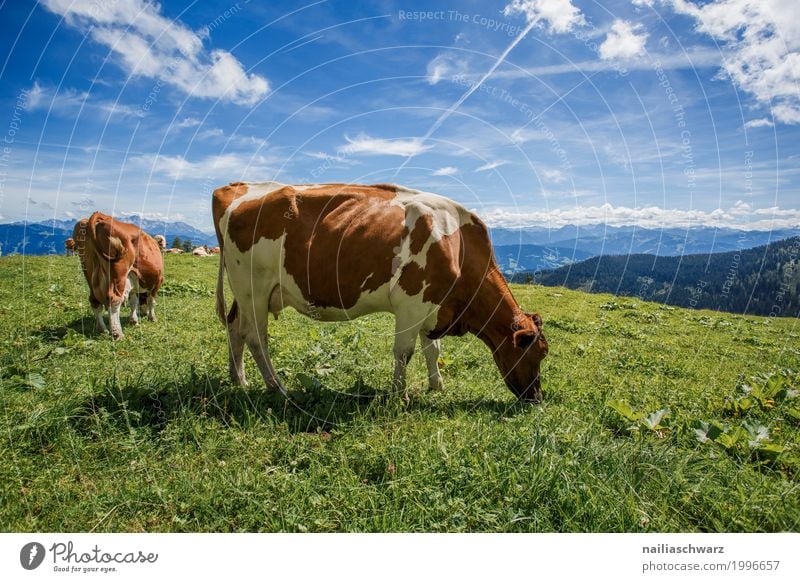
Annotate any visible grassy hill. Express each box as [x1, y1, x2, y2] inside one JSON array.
[[1, 255, 799, 532], [536, 237, 800, 317]]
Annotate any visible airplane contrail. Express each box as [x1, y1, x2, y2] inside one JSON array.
[[394, 18, 537, 176]]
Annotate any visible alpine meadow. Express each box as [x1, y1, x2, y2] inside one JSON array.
[[1, 253, 798, 532]]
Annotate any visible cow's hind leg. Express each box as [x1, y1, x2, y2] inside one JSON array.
[[240, 295, 286, 395], [128, 292, 140, 326], [419, 331, 443, 391], [146, 294, 157, 321], [225, 301, 247, 386]]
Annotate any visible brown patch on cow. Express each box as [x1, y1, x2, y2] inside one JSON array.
[[408, 214, 432, 255], [280, 190, 405, 309], [226, 186, 297, 247], [424, 217, 515, 338], [368, 183, 398, 193], [398, 262, 424, 296], [302, 183, 397, 200], [212, 182, 251, 251]]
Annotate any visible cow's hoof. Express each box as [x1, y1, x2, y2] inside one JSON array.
[[111, 332, 124, 341], [130, 319, 139, 326], [230, 375, 248, 387], [428, 380, 444, 391], [148, 316, 157, 322]]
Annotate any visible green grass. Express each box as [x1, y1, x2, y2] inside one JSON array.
[[1, 254, 799, 532]]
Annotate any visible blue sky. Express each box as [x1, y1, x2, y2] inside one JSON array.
[[0, 0, 798, 231]]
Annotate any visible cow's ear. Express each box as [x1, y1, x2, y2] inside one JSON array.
[[513, 328, 537, 349], [525, 311, 543, 328]]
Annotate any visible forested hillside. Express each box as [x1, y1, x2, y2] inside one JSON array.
[[535, 237, 800, 317]]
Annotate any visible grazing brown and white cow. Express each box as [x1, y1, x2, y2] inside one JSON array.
[[73, 212, 164, 340], [65, 238, 76, 256], [213, 182, 548, 402]]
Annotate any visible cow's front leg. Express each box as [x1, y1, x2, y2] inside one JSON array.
[[419, 331, 443, 391], [108, 301, 125, 340], [128, 292, 139, 326], [91, 299, 108, 334], [393, 318, 420, 403]]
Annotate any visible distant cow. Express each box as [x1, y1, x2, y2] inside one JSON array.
[[65, 238, 75, 256], [73, 213, 164, 340], [165, 248, 184, 254], [153, 234, 167, 252], [192, 246, 210, 256], [213, 182, 548, 402], [210, 246, 220, 254]]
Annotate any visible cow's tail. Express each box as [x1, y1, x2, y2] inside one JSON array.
[[216, 248, 227, 326]]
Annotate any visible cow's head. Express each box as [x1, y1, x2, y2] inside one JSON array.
[[494, 312, 548, 402]]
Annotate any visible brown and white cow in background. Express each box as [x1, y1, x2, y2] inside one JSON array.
[[65, 238, 76, 256], [213, 182, 548, 402], [153, 234, 167, 252], [73, 212, 164, 340]]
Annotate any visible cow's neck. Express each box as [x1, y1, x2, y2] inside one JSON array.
[[462, 270, 522, 349]]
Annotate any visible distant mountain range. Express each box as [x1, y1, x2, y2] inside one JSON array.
[[0, 216, 216, 255], [2, 218, 799, 282], [490, 225, 800, 256], [532, 237, 800, 317]]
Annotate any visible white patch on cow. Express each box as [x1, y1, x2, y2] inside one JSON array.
[[385, 185, 474, 278], [226, 181, 287, 216]]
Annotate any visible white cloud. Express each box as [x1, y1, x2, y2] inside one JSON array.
[[503, 0, 586, 34], [40, 0, 269, 106], [743, 118, 775, 129], [432, 166, 458, 176], [666, 0, 800, 124], [426, 54, 467, 85], [23, 81, 142, 118], [477, 201, 800, 230], [135, 152, 275, 179], [475, 161, 510, 172], [541, 168, 566, 183], [599, 20, 649, 60], [174, 117, 201, 129], [198, 127, 224, 139], [339, 133, 433, 157]]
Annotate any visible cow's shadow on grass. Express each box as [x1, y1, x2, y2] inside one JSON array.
[[71, 370, 524, 436], [31, 315, 100, 342]]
